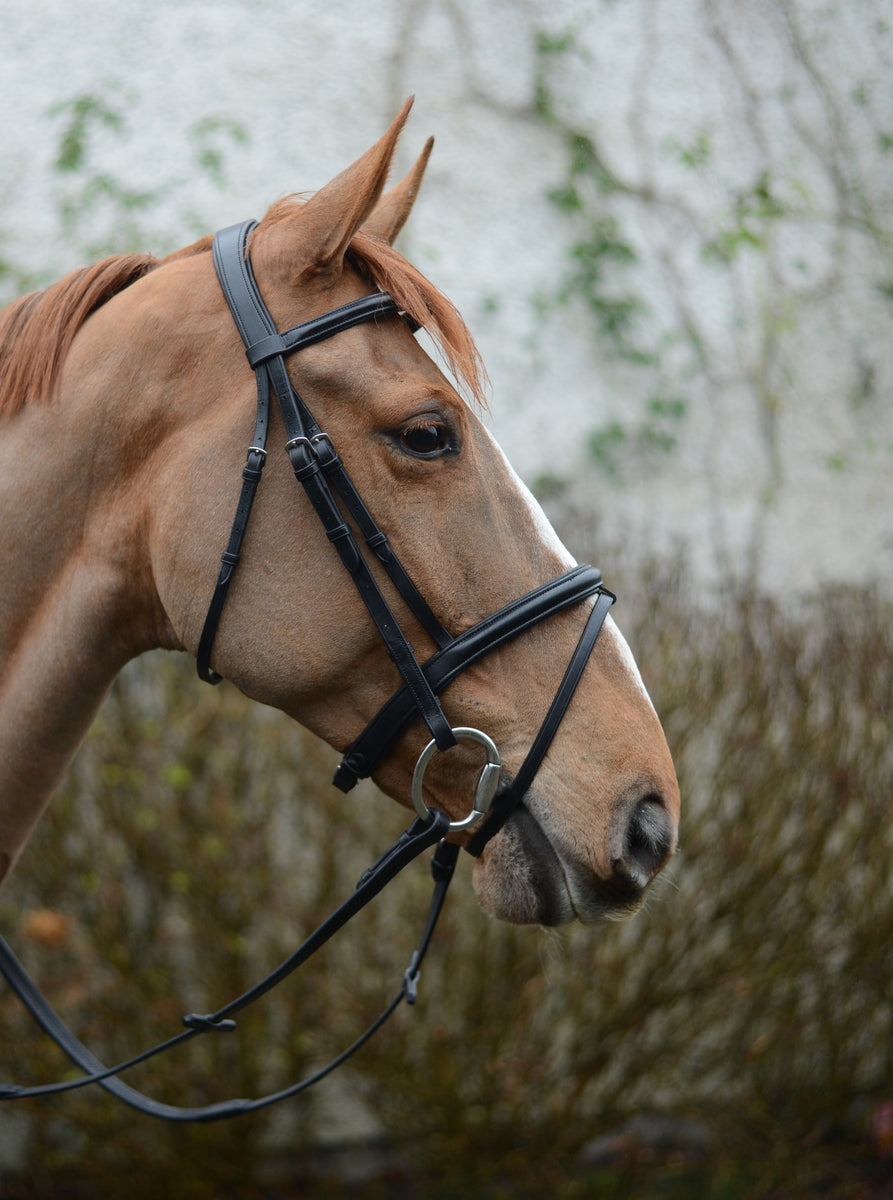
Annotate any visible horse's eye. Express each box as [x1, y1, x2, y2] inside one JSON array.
[[399, 422, 454, 458]]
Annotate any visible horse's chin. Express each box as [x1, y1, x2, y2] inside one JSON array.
[[471, 805, 647, 927], [471, 806, 575, 925]]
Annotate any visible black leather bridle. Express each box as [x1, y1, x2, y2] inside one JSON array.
[[0, 221, 614, 1122], [197, 221, 613, 851]]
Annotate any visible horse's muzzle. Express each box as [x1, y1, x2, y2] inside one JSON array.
[[484, 786, 677, 927]]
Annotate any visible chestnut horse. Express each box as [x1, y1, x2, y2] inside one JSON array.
[[0, 101, 679, 927]]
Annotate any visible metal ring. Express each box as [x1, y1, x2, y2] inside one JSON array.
[[411, 727, 502, 831]]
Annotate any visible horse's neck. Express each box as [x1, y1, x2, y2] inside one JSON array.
[[0, 403, 162, 884]]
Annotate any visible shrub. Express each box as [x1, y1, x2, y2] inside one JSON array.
[[0, 542, 890, 1196]]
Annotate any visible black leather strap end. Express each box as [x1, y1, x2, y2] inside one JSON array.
[[332, 753, 365, 793]]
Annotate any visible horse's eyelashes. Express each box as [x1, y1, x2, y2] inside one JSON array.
[[398, 422, 457, 458], [402, 423, 443, 453]]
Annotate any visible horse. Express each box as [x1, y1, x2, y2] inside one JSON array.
[[0, 99, 679, 932]]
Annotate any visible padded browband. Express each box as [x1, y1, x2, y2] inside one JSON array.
[[332, 563, 604, 792], [212, 223, 401, 371]]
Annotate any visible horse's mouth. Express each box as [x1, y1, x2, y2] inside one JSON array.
[[472, 803, 648, 927]]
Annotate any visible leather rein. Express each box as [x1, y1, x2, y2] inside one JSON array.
[[0, 221, 614, 1122]]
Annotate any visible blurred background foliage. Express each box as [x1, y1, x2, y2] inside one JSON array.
[[1, 534, 891, 1197]]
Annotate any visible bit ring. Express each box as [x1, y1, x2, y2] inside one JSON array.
[[411, 727, 502, 831]]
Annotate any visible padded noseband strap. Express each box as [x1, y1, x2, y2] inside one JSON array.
[[332, 565, 606, 792], [465, 587, 615, 855]]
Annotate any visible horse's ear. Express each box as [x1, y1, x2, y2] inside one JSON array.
[[362, 137, 434, 245], [293, 98, 414, 272]]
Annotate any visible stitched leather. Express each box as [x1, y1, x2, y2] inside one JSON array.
[[199, 222, 456, 750], [196, 449, 268, 683], [245, 293, 400, 367], [465, 587, 615, 855], [332, 565, 604, 791]]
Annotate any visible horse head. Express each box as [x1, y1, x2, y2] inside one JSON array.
[[0, 101, 679, 925]]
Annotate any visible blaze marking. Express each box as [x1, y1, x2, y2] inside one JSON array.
[[489, 428, 655, 711]]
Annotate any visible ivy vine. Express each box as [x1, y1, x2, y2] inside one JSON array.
[[528, 7, 893, 513], [0, 86, 250, 301], [531, 29, 691, 484]]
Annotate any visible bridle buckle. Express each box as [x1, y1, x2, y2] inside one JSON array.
[[284, 432, 333, 456]]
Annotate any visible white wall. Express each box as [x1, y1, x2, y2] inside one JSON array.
[[2, 0, 890, 593]]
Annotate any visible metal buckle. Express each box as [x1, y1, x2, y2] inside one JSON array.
[[411, 727, 502, 831], [284, 432, 333, 456]]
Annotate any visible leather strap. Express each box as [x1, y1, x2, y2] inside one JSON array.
[[196, 446, 267, 684], [245, 293, 401, 367], [465, 587, 615, 856], [332, 565, 604, 792], [197, 221, 275, 683], [310, 434, 451, 650], [0, 811, 454, 1122], [198, 222, 455, 748]]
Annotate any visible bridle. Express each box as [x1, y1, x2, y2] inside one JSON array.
[[0, 221, 614, 1122], [198, 222, 613, 849]]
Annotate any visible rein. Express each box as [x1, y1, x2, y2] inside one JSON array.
[[0, 812, 455, 1121], [0, 220, 614, 1121]]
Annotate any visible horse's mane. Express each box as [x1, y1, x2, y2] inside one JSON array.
[[0, 255, 159, 419], [0, 205, 487, 421]]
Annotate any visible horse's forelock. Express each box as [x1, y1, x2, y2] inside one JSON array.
[[348, 230, 488, 410], [255, 198, 488, 409]]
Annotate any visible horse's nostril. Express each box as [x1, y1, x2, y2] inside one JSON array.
[[620, 795, 674, 883]]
